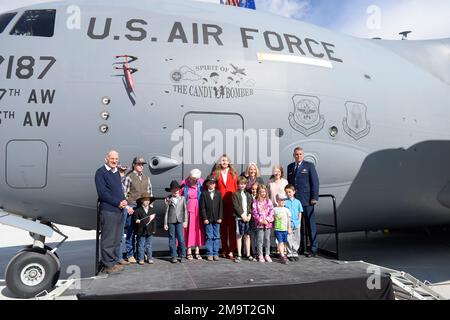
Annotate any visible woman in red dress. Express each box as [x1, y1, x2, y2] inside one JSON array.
[[213, 154, 238, 259]]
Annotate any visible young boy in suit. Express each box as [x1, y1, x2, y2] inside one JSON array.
[[164, 180, 188, 263], [232, 176, 254, 262], [200, 175, 223, 261]]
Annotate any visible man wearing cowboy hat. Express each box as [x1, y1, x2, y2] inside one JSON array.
[[133, 192, 157, 265], [123, 156, 153, 263]]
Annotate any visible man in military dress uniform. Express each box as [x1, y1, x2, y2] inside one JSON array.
[[287, 147, 320, 257]]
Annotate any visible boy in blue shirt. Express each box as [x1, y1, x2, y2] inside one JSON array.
[[284, 184, 303, 262]]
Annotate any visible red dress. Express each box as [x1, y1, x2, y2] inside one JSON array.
[[214, 170, 238, 256]]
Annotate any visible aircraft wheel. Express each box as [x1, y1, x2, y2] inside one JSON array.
[[5, 249, 60, 299]]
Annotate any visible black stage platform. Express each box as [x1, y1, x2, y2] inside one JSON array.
[[76, 256, 394, 300]]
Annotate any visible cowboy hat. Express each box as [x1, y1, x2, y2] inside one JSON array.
[[137, 192, 155, 204], [204, 175, 217, 184], [165, 180, 181, 192]]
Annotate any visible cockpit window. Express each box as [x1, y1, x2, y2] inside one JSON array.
[[0, 12, 17, 34], [10, 9, 56, 37]]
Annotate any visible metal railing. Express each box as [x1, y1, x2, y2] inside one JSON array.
[[95, 201, 101, 275], [316, 194, 339, 260]]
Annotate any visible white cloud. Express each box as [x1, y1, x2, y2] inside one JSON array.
[[257, 0, 310, 19], [338, 0, 450, 40]]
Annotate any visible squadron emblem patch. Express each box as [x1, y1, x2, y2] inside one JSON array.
[[289, 95, 325, 137], [343, 101, 371, 140]]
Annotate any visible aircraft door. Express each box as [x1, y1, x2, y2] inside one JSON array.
[[6, 140, 48, 189], [183, 112, 244, 179]]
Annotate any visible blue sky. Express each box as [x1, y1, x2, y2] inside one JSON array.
[[303, 0, 450, 39], [200, 0, 450, 39], [2, 0, 450, 40]]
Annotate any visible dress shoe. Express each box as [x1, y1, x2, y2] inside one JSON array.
[[294, 256, 300, 262], [114, 264, 124, 271], [288, 257, 295, 262], [102, 265, 121, 274]]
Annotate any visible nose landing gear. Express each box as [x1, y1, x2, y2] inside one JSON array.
[[6, 248, 60, 298], [0, 213, 68, 299]]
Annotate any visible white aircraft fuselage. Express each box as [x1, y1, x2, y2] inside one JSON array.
[[1, 0, 450, 233]]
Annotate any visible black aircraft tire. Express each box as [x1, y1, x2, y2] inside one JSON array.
[[5, 250, 60, 299]]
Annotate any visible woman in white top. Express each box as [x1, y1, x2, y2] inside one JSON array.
[[268, 165, 289, 207]]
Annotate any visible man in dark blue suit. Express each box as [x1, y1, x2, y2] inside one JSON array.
[[287, 147, 320, 257]]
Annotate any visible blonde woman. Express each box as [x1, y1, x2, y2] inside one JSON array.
[[242, 163, 265, 193]]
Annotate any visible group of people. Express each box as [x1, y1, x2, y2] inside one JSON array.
[[95, 148, 320, 274]]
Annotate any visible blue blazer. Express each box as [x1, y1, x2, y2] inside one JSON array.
[[287, 161, 319, 207]]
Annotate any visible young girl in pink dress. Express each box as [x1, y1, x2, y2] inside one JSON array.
[[181, 169, 205, 260], [252, 184, 275, 263]]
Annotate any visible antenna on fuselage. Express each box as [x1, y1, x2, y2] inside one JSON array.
[[399, 31, 412, 40]]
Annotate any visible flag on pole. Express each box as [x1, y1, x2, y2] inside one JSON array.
[[220, 0, 239, 6], [220, 0, 256, 9], [239, 0, 256, 10]]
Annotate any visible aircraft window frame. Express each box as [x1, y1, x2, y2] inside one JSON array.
[[10, 9, 56, 37], [0, 12, 17, 34]]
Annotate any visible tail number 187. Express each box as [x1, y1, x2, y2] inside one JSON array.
[[0, 56, 56, 80]]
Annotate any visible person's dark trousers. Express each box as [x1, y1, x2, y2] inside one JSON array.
[[168, 223, 186, 258], [301, 206, 318, 254], [100, 210, 122, 268], [205, 223, 221, 257], [125, 213, 136, 259], [137, 235, 153, 262]]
